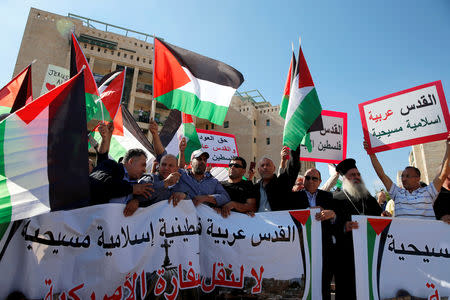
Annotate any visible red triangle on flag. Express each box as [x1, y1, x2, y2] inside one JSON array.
[[154, 38, 191, 98], [367, 218, 392, 235], [298, 46, 314, 89], [289, 210, 310, 226], [182, 112, 194, 124]]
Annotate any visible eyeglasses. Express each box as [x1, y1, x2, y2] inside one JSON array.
[[305, 175, 319, 181], [229, 163, 244, 169]]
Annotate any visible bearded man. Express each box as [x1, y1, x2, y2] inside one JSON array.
[[332, 158, 387, 300]]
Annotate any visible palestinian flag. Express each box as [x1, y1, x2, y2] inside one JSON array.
[[97, 70, 124, 121], [283, 43, 322, 150], [0, 69, 89, 224], [154, 38, 244, 125], [160, 110, 202, 164], [279, 51, 296, 119], [71, 33, 111, 129], [0, 64, 33, 115]]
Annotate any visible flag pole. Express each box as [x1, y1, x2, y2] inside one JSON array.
[[151, 34, 156, 121]]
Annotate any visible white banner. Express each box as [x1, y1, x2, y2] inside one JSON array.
[[40, 64, 70, 96], [359, 81, 450, 153], [300, 110, 347, 164], [197, 129, 239, 167], [352, 215, 450, 300], [0, 202, 322, 299]]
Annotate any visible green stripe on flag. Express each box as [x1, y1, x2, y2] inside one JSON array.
[[279, 95, 289, 119], [86, 93, 112, 124], [0, 121, 11, 225], [156, 89, 228, 125], [183, 122, 202, 163], [367, 221, 377, 300], [92, 132, 128, 162], [283, 88, 322, 149]]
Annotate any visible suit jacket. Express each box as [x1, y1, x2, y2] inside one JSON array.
[[289, 189, 337, 253], [255, 146, 300, 211]]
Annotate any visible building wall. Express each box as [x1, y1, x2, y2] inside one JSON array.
[[409, 140, 446, 184]]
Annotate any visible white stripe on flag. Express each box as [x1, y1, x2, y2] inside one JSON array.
[[285, 76, 314, 124]]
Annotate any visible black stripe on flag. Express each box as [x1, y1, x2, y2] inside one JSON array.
[[157, 39, 244, 89], [121, 104, 156, 156], [10, 66, 32, 114], [48, 71, 89, 210], [159, 109, 182, 148]]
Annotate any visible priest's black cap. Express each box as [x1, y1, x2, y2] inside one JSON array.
[[336, 158, 357, 175]]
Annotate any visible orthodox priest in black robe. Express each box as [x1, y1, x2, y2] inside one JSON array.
[[333, 158, 384, 300]]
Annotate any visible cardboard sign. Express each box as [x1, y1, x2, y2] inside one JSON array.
[[300, 110, 347, 164], [197, 129, 239, 167], [40, 64, 70, 96], [359, 81, 450, 153]]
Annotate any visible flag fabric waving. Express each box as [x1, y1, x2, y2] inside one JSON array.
[[70, 33, 112, 129], [153, 38, 244, 125], [282, 44, 323, 150], [279, 51, 296, 119], [159, 110, 202, 163], [0, 69, 89, 224], [0, 64, 33, 115]]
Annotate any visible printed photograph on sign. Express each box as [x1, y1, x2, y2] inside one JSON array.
[[300, 110, 347, 164], [40, 64, 70, 96], [359, 81, 450, 153], [196, 129, 239, 167]]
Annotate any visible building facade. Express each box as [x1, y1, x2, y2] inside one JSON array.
[[14, 7, 314, 180], [408, 140, 447, 185]]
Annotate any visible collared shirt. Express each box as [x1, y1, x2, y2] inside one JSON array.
[[137, 173, 173, 206], [110, 166, 137, 204], [258, 181, 272, 212], [389, 183, 438, 219], [173, 169, 230, 207], [305, 190, 318, 207]]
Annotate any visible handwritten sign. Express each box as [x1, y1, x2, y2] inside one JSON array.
[[352, 216, 450, 299], [359, 81, 450, 153], [40, 64, 70, 96], [0, 202, 322, 299], [300, 110, 347, 164], [197, 129, 239, 167]]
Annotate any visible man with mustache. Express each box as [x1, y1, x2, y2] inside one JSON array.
[[332, 158, 387, 300]]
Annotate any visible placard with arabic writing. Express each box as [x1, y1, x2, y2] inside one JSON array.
[[197, 129, 239, 167], [300, 110, 347, 164], [352, 215, 450, 299], [359, 81, 450, 153]]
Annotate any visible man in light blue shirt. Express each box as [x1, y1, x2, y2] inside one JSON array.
[[172, 150, 230, 207]]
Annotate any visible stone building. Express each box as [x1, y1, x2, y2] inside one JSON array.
[[13, 7, 313, 179], [408, 140, 447, 184]]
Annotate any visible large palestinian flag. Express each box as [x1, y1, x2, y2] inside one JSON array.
[[279, 51, 296, 119], [0, 64, 33, 115], [0, 70, 89, 224], [154, 38, 244, 125], [283, 44, 322, 150], [71, 33, 115, 129]]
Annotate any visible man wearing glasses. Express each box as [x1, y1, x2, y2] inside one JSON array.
[[171, 149, 230, 208], [219, 157, 259, 217], [364, 134, 450, 220], [289, 168, 337, 300]]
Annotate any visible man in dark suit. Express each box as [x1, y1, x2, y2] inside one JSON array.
[[289, 168, 337, 300], [256, 146, 300, 212]]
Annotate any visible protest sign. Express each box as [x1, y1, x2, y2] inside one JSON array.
[[352, 215, 450, 300], [359, 81, 450, 153], [197, 129, 239, 167], [300, 110, 347, 164], [0, 202, 322, 299], [40, 64, 70, 96]]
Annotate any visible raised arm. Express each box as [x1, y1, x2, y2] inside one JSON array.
[[364, 140, 393, 191], [150, 120, 165, 156], [432, 133, 450, 192], [98, 121, 114, 155], [178, 137, 187, 168]]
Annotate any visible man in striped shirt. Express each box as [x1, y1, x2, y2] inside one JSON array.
[[363, 134, 450, 220]]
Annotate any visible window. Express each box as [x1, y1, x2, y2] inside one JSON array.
[[104, 49, 107, 53], [211, 123, 215, 129], [146, 45, 149, 49], [124, 53, 127, 58], [206, 124, 209, 130], [266, 138, 270, 145], [117, 52, 121, 57], [97, 47, 100, 52], [111, 50, 114, 55], [253, 138, 256, 143], [84, 44, 87, 48], [136, 57, 140, 62], [224, 121, 229, 128], [253, 120, 256, 126], [130, 55, 134, 60], [143, 58, 146, 63], [90, 46, 94, 50], [266, 119, 270, 126]]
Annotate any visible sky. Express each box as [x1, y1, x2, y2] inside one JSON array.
[[1, 0, 450, 193]]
